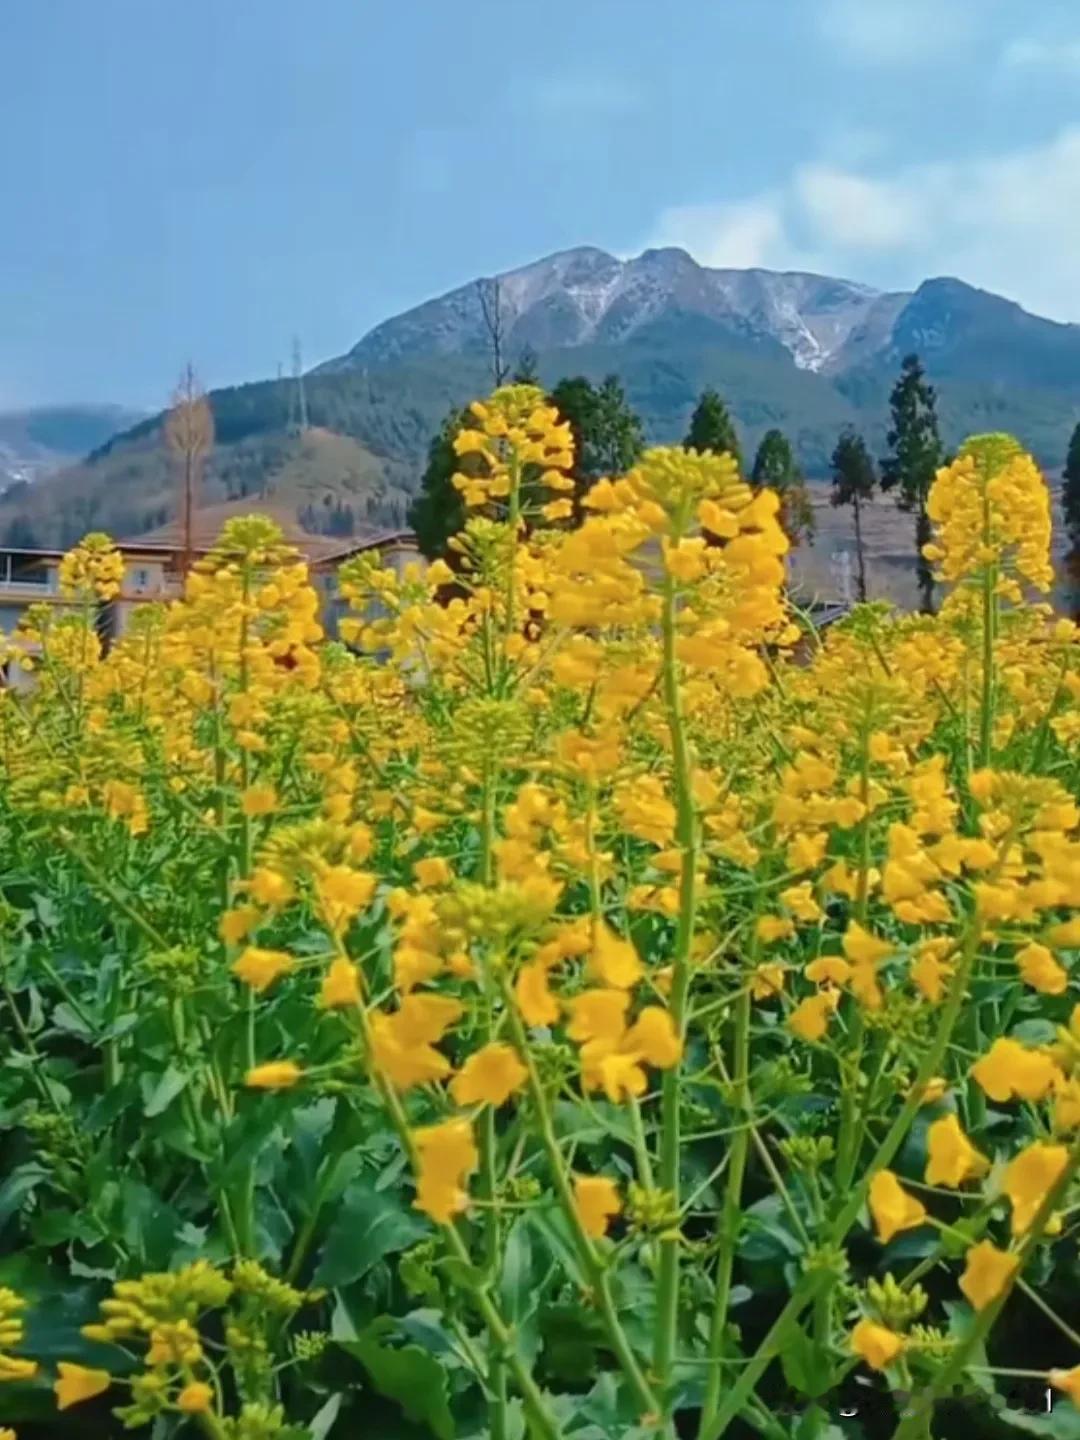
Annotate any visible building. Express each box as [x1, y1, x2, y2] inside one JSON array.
[[0, 521, 420, 685]]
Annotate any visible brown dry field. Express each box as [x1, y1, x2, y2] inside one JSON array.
[[788, 479, 1071, 612]]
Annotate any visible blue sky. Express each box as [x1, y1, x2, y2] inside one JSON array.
[[4, 0, 1080, 409]]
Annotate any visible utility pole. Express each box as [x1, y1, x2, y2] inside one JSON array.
[[292, 336, 309, 432]]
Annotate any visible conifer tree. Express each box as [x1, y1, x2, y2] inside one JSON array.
[[831, 428, 877, 603], [549, 374, 644, 517], [751, 428, 815, 547], [1063, 422, 1080, 549], [1062, 422, 1080, 618], [407, 406, 470, 559], [685, 388, 742, 471], [880, 354, 943, 613]]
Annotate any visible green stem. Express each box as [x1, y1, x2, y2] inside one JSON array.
[[697, 988, 751, 1436], [0, 962, 61, 1112], [654, 567, 700, 1398], [697, 1279, 823, 1440], [978, 482, 997, 767], [702, 901, 990, 1440], [891, 1134, 1080, 1439], [501, 982, 661, 1419], [197, 1412, 230, 1440], [361, 1009, 559, 1440], [233, 578, 258, 1257], [835, 717, 873, 1190], [284, 1149, 348, 1285]]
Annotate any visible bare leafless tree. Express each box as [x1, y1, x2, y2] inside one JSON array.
[[164, 363, 214, 580], [476, 276, 508, 387]]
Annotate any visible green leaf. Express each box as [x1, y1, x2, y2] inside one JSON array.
[[500, 1217, 540, 1366], [143, 1064, 189, 1118], [780, 1324, 832, 1400], [500, 1215, 534, 1323], [314, 1181, 429, 1288], [338, 1318, 454, 1440], [50, 1001, 94, 1039], [539, 1304, 606, 1384], [527, 1203, 587, 1289], [309, 1393, 343, 1439], [1000, 1409, 1080, 1439], [794, 1408, 850, 1440], [0, 1163, 48, 1226]]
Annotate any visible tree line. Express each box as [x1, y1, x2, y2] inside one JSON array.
[[408, 367, 817, 561], [410, 351, 1080, 617]]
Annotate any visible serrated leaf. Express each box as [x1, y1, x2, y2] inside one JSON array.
[[0, 1163, 48, 1225], [338, 1319, 454, 1440], [313, 1181, 429, 1288]]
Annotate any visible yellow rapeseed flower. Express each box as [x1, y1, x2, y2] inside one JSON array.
[[574, 1175, 621, 1238], [959, 1241, 1019, 1311], [925, 1114, 989, 1188], [54, 1363, 111, 1410], [868, 1170, 928, 1244], [850, 1319, 903, 1372], [588, 922, 644, 989], [231, 947, 294, 993], [318, 957, 361, 1009], [411, 1118, 477, 1224], [971, 1038, 1059, 1103], [449, 1043, 528, 1107], [245, 1061, 303, 1090], [1002, 1142, 1069, 1236], [177, 1381, 214, 1413]]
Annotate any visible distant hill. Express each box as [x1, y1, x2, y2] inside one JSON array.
[[3, 245, 1079, 554], [0, 403, 145, 490]]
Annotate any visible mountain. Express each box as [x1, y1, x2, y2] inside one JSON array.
[[0, 404, 145, 489], [2, 245, 1079, 558], [319, 245, 907, 376], [320, 245, 1080, 394]]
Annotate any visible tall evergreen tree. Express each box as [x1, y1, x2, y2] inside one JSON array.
[[1063, 422, 1080, 549], [685, 388, 742, 470], [880, 354, 943, 613], [1062, 423, 1080, 619], [549, 373, 644, 516], [830, 428, 877, 604], [751, 428, 815, 548], [409, 376, 645, 556], [407, 406, 470, 558]]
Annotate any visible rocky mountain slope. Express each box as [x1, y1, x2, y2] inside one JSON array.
[[4, 245, 1079, 551], [320, 245, 913, 377], [321, 244, 1080, 395]]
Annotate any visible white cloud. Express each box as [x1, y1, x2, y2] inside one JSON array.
[[1002, 37, 1080, 74], [818, 0, 975, 63], [648, 197, 789, 269], [795, 166, 927, 248], [525, 71, 637, 117], [646, 126, 1080, 321]]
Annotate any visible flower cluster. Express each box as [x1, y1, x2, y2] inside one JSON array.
[[0, 412, 1078, 1440]]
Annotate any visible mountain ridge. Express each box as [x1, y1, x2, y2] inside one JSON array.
[[2, 245, 1079, 555], [317, 244, 1080, 388]]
